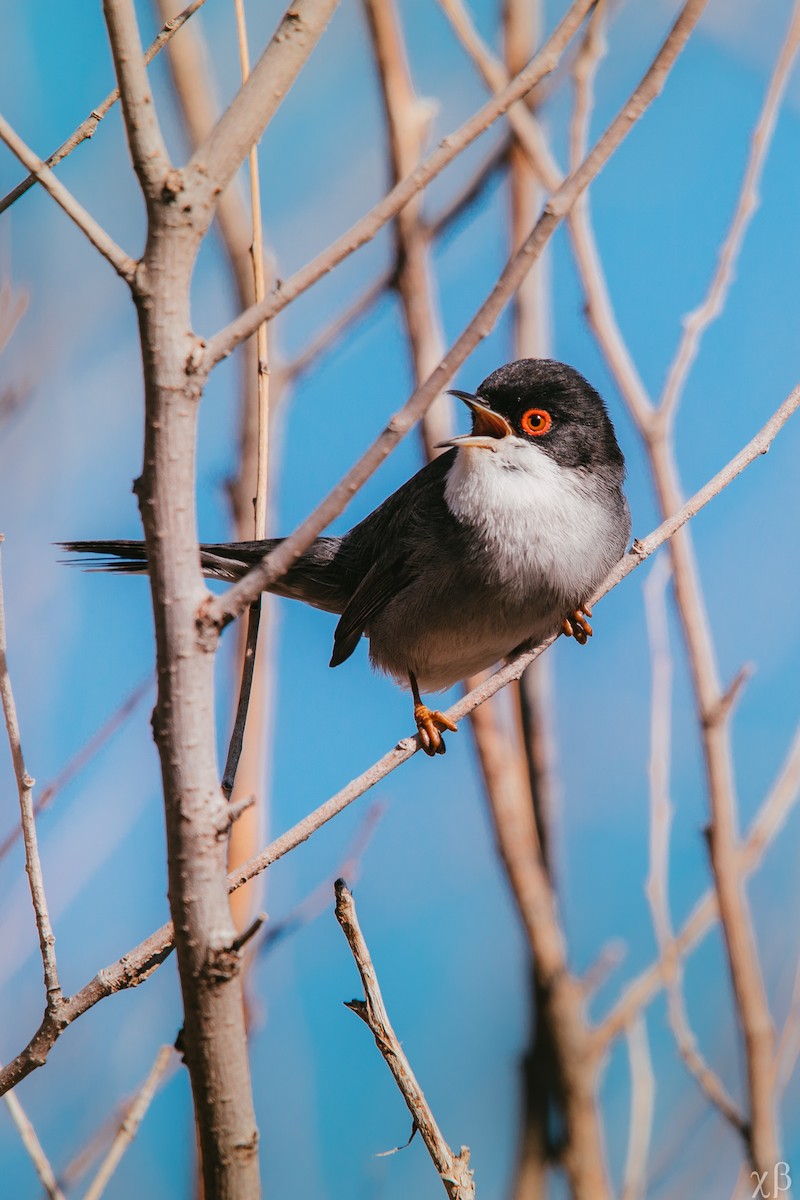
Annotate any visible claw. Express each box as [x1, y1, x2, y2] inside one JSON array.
[[562, 604, 594, 646], [413, 703, 458, 757]]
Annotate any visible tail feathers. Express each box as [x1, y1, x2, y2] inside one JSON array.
[[59, 538, 282, 581], [60, 537, 350, 615], [59, 539, 151, 573]]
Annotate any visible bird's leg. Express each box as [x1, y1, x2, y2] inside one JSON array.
[[561, 602, 593, 646], [409, 671, 457, 757]]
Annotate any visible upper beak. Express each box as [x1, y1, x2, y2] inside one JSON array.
[[435, 390, 512, 451]]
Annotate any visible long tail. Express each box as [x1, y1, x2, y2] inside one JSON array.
[[60, 537, 349, 615], [59, 538, 280, 581]]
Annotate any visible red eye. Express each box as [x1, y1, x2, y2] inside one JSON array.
[[520, 408, 552, 437]]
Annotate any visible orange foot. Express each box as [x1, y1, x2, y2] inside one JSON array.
[[562, 603, 594, 646], [414, 703, 458, 757]]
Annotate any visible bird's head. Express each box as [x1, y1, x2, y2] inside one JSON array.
[[438, 358, 625, 475]]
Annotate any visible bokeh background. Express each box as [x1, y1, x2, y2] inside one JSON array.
[[1, 1, 799, 1196]]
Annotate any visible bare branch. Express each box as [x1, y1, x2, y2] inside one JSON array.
[[2, 378, 797, 1098], [101, 0, 171, 197], [426, 135, 511, 238], [437, 0, 562, 197], [201, 0, 597, 369], [0, 115, 135, 281], [219, 3, 273, 928], [153, 0, 275, 934], [221, 599, 262, 799], [188, 0, 340, 203], [334, 879, 475, 1200], [2, 1085, 65, 1200], [0, 0, 207, 216], [203, 0, 710, 630], [278, 140, 517, 390], [231, 0, 271, 541], [258, 802, 384, 957], [564, 6, 800, 1170], [438, 0, 654, 435], [362, 0, 453, 457], [643, 557, 673, 951], [619, 1016, 655, 1200], [106, 0, 261, 1182], [276, 271, 392, 386], [0, 539, 62, 1011], [83, 1045, 175, 1200], [659, 0, 800, 423], [776, 953, 800, 1095], [643, 558, 746, 1131], [472, 689, 611, 1196], [596, 721, 800, 1047]]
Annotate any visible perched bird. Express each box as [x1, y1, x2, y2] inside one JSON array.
[[63, 359, 630, 756]]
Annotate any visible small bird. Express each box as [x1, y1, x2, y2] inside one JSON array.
[[63, 359, 630, 756]]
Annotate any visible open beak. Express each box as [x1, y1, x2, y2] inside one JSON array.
[[436, 390, 512, 451]]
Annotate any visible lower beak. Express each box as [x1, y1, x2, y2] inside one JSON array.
[[435, 390, 513, 451]]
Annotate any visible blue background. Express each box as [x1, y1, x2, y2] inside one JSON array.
[[1, 1, 799, 1196]]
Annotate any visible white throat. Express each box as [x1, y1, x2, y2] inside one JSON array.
[[443, 438, 616, 601]]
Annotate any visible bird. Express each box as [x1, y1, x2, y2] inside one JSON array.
[[62, 358, 630, 756]]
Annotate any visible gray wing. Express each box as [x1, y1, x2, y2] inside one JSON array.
[[329, 449, 461, 667]]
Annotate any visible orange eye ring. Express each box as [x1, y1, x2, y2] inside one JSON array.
[[520, 407, 552, 437]]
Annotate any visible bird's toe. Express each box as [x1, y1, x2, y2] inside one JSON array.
[[414, 704, 458, 757]]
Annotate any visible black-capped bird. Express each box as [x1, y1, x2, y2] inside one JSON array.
[[63, 359, 630, 756]]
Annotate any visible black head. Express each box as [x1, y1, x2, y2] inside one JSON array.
[[443, 358, 625, 476]]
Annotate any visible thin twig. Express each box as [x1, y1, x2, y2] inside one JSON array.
[[425, 135, 511, 238], [201, 0, 596, 370], [232, 0, 270, 540], [0, 538, 62, 1010], [221, 599, 262, 799], [776, 952, 800, 1095], [276, 270, 392, 386], [334, 879, 475, 1200], [258, 802, 384, 956], [2, 1085, 65, 1200], [659, 0, 800, 423], [203, 0, 710, 631], [596, 721, 800, 1047], [83, 1045, 175, 1200], [1, 378, 797, 1098], [279, 137, 516, 391], [0, 116, 135, 281], [436, 0, 562, 196], [0, 674, 152, 864], [221, 0, 272, 924], [619, 1016, 655, 1200], [187, 0, 341, 204], [362, 0, 453, 457], [643, 559, 746, 1130], [0, 0, 208, 216], [102, 0, 171, 197], [642, 554, 674, 942]]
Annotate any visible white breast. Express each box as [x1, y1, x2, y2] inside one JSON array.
[[443, 438, 620, 604]]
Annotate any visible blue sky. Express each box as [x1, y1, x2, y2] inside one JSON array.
[[1, 1, 800, 1196]]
